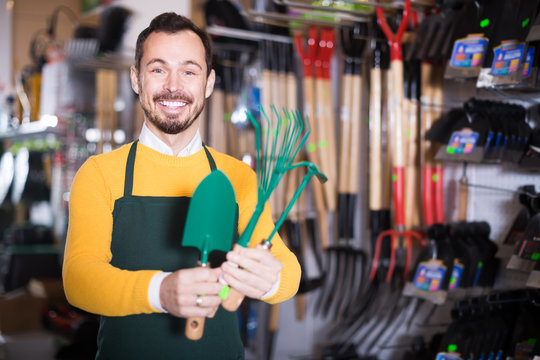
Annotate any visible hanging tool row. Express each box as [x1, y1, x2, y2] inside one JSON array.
[[202, 0, 540, 358], [312, 221, 500, 359], [434, 289, 540, 360]]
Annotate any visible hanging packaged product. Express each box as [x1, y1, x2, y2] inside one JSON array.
[[476, 0, 540, 88], [447, 34, 489, 77], [489, 41, 526, 76], [443, 0, 498, 80], [402, 224, 453, 304], [430, 105, 488, 163]]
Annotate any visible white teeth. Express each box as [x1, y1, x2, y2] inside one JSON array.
[[160, 100, 186, 108]]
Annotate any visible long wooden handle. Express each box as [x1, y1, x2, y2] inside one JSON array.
[[458, 175, 468, 222], [269, 303, 281, 330], [303, 76, 329, 249], [315, 77, 337, 212], [383, 68, 393, 210], [339, 72, 353, 194], [348, 70, 362, 195], [209, 88, 227, 153], [369, 67, 383, 211], [225, 92, 238, 158], [404, 78, 419, 230]]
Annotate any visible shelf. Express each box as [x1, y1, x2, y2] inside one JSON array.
[[0, 116, 60, 141]]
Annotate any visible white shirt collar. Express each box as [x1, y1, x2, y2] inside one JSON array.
[[138, 122, 203, 157]]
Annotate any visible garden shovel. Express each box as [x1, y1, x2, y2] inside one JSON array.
[[182, 169, 237, 341]]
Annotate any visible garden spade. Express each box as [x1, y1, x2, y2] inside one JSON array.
[[182, 169, 237, 341]]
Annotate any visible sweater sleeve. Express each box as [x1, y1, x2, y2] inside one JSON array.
[[62, 157, 159, 316]]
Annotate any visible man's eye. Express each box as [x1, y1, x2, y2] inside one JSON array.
[[151, 68, 164, 74]]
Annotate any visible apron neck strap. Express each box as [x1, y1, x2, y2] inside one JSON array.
[[202, 142, 217, 171], [124, 140, 217, 196], [124, 140, 138, 197]]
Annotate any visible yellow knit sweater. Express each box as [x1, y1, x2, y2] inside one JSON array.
[[63, 142, 301, 316]]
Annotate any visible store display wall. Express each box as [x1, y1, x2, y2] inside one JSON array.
[[0, 0, 539, 359]]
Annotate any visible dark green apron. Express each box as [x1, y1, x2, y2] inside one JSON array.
[[96, 141, 244, 360]]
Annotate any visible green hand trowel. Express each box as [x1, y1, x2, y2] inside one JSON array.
[[182, 169, 236, 341]]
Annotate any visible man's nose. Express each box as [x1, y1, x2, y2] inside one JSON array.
[[165, 72, 183, 92]]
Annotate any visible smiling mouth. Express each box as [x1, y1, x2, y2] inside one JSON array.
[[157, 100, 187, 109]]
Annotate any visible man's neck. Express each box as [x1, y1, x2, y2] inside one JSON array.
[[145, 121, 198, 155]]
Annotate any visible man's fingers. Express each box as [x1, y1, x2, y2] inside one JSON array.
[[160, 268, 224, 317], [228, 246, 281, 265], [177, 267, 220, 284], [226, 248, 282, 273], [221, 262, 274, 299]]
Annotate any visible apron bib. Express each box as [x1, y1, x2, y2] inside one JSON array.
[[96, 141, 243, 360]]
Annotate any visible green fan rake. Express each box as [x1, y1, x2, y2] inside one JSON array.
[[221, 105, 327, 311]]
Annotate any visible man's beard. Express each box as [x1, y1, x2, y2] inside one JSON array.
[[141, 91, 204, 135]]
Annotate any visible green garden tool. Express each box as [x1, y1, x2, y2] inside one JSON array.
[[221, 106, 327, 312], [182, 169, 237, 340]]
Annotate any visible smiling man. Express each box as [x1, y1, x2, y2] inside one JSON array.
[[62, 12, 300, 359]]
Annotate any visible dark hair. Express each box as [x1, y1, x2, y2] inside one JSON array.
[[134, 12, 212, 76]]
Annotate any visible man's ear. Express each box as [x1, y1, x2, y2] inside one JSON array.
[[205, 69, 216, 99], [130, 65, 140, 95]]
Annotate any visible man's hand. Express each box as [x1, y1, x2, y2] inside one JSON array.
[[220, 245, 282, 299], [160, 267, 223, 318]]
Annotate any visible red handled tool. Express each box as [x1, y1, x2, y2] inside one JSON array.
[[376, 0, 411, 233], [369, 229, 425, 284]]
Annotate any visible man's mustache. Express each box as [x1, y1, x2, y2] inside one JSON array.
[[153, 92, 192, 103]]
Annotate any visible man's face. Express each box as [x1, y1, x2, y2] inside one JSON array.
[[130, 31, 215, 135]]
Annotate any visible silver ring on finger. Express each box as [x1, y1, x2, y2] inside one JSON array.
[[196, 295, 203, 307]]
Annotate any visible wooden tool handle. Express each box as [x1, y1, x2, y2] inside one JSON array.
[[295, 294, 305, 321], [348, 71, 363, 194], [404, 94, 419, 229], [369, 68, 383, 211], [322, 78, 338, 212], [225, 93, 238, 158], [458, 176, 468, 222], [391, 60, 405, 168], [269, 303, 281, 330], [382, 68, 393, 210], [185, 316, 205, 341], [209, 89, 227, 153], [338, 73, 353, 193], [222, 287, 244, 312], [303, 77, 330, 248], [315, 79, 334, 212]]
